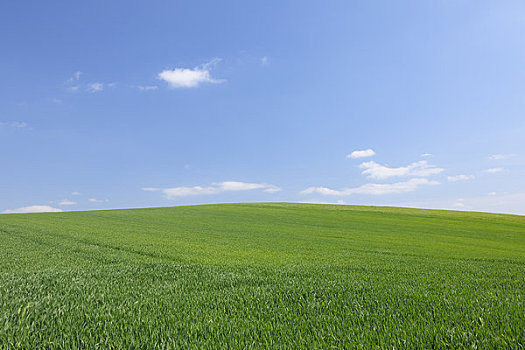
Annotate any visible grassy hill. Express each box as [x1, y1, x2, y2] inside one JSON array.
[[0, 203, 523, 348]]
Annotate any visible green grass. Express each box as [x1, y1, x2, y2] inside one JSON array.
[[0, 203, 523, 348]]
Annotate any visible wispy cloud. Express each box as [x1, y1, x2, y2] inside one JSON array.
[[65, 71, 82, 91], [65, 71, 115, 93], [300, 178, 439, 196], [3, 205, 62, 214], [0, 121, 27, 129], [88, 198, 109, 203], [66, 71, 82, 84], [420, 153, 432, 158], [359, 160, 443, 180], [489, 154, 511, 160], [260, 56, 269, 65], [71, 192, 81, 196], [346, 149, 376, 159], [158, 59, 225, 88], [136, 85, 158, 91], [393, 191, 525, 215], [447, 174, 475, 182], [58, 200, 77, 206], [483, 167, 504, 173], [143, 181, 281, 199], [87, 82, 104, 93]]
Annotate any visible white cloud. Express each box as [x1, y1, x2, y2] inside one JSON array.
[[142, 181, 281, 199], [420, 153, 432, 158], [346, 149, 376, 159], [158, 59, 224, 88], [3, 205, 62, 214], [87, 83, 104, 93], [393, 192, 525, 215], [58, 200, 77, 206], [300, 178, 439, 196], [298, 199, 346, 205], [489, 154, 511, 160], [483, 167, 504, 173], [453, 199, 465, 208], [88, 198, 109, 203], [137, 85, 158, 91], [0, 121, 27, 129], [261, 56, 269, 65], [447, 174, 475, 182], [71, 192, 81, 195], [359, 160, 443, 180]]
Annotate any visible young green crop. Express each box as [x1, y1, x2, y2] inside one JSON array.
[[0, 203, 524, 348]]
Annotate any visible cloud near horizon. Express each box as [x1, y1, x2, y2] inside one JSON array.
[[3, 205, 62, 214], [88, 198, 109, 203], [300, 178, 439, 196], [359, 160, 443, 180], [58, 200, 77, 206], [143, 181, 281, 199], [158, 59, 224, 88]]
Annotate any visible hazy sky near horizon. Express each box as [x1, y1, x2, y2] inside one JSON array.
[[1, 1, 524, 214]]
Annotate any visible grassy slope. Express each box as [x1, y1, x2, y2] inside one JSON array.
[[0, 203, 523, 348]]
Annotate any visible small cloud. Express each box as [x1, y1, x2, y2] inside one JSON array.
[[453, 200, 465, 208], [261, 56, 269, 65], [488, 192, 497, 196], [447, 174, 475, 182], [65, 72, 114, 93], [3, 205, 62, 214], [66, 71, 82, 84], [88, 198, 109, 203], [52, 98, 63, 104], [58, 200, 76, 206], [137, 85, 158, 91], [300, 178, 439, 196], [65, 72, 82, 92], [71, 191, 81, 195], [420, 153, 432, 158], [489, 154, 511, 160], [0, 121, 27, 129], [483, 167, 504, 173], [141, 188, 159, 192], [158, 59, 225, 88], [359, 160, 443, 180], [142, 181, 281, 199], [87, 83, 104, 93], [347, 149, 376, 159]]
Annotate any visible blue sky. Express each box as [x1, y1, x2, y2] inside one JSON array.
[[1, 0, 524, 214]]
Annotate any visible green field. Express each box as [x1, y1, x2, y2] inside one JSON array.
[[0, 203, 523, 348]]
